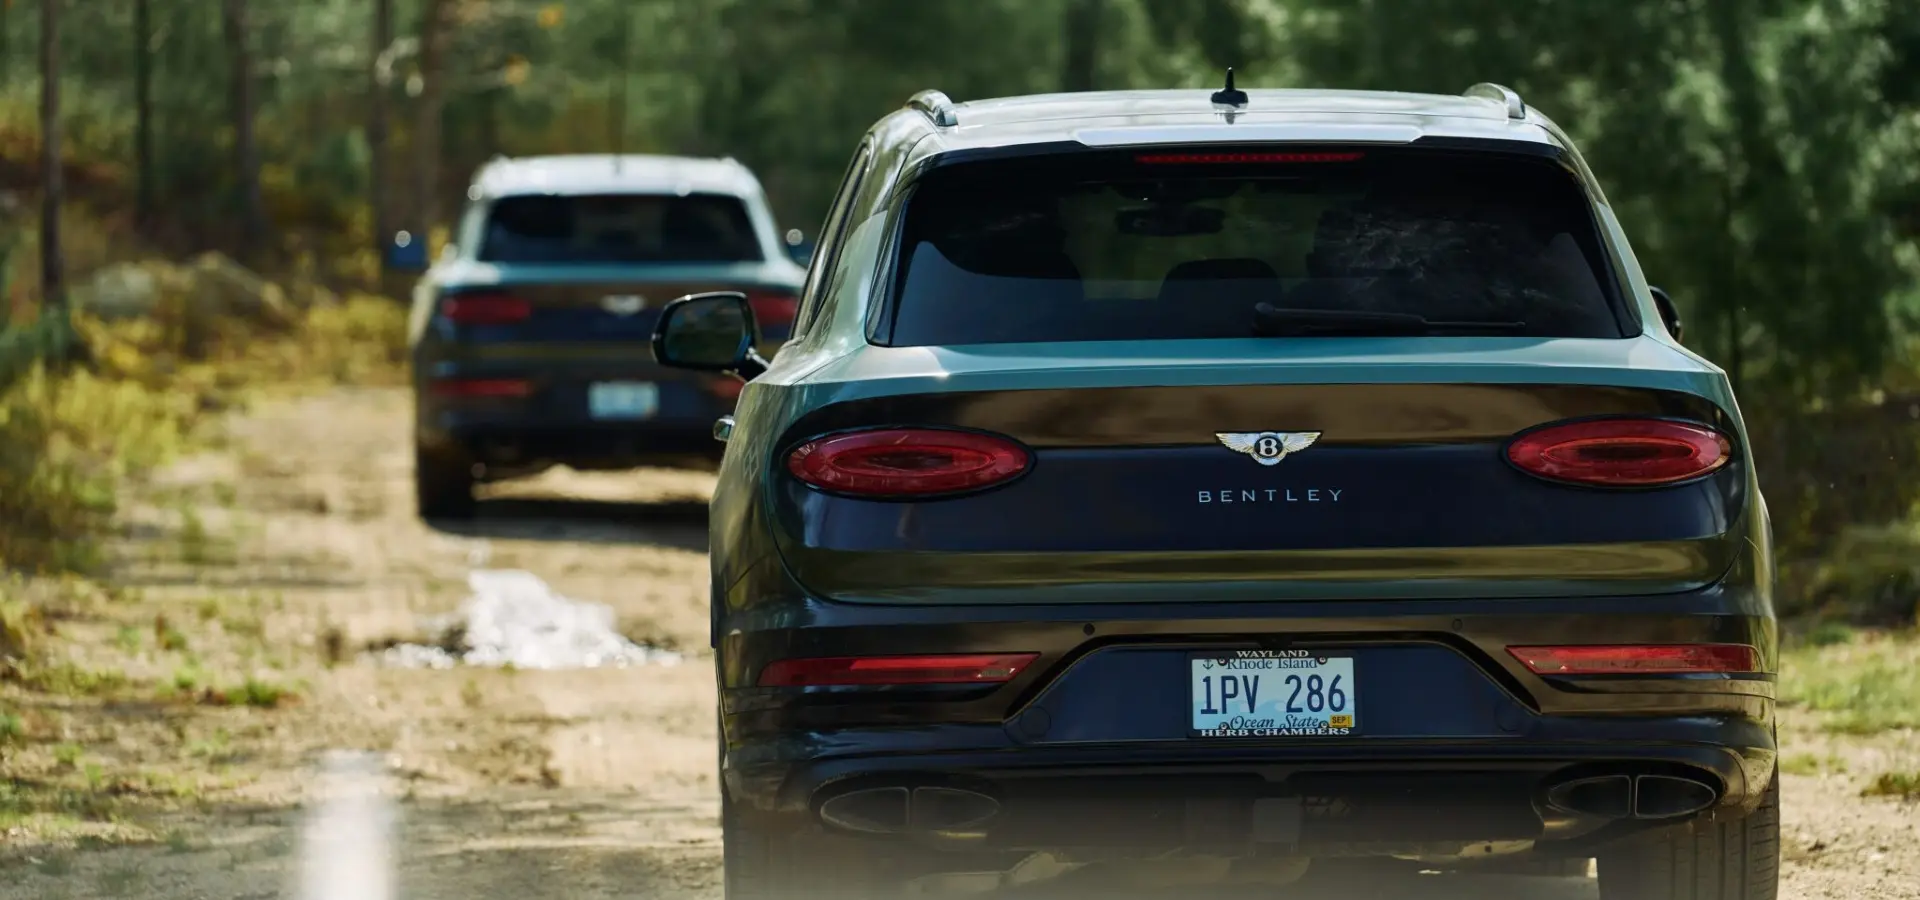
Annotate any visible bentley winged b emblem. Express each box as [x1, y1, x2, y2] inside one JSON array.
[[1216, 431, 1321, 467], [600, 294, 646, 316]]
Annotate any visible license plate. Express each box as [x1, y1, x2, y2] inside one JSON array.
[[588, 381, 659, 420], [1190, 651, 1357, 738]]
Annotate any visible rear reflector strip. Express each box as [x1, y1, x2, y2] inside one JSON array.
[[429, 378, 533, 398], [1508, 644, 1761, 675], [758, 653, 1039, 687], [1134, 151, 1366, 165], [441, 293, 532, 325]]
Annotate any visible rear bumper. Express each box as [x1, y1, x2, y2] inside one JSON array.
[[717, 574, 1778, 854], [414, 373, 732, 469], [419, 418, 726, 468], [726, 719, 1774, 854]]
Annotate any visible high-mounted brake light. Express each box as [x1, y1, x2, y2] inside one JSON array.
[[441, 292, 531, 325], [1506, 418, 1731, 487], [429, 377, 533, 399], [1508, 644, 1761, 675], [746, 291, 799, 329], [787, 428, 1031, 498], [759, 653, 1039, 687], [1134, 151, 1366, 165]]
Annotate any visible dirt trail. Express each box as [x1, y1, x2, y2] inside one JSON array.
[[4, 387, 1915, 900]]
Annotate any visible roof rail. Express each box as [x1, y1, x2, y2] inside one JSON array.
[[908, 89, 959, 128], [1464, 83, 1526, 120]]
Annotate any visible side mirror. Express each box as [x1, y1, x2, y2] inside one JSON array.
[[1649, 286, 1683, 344], [650, 291, 768, 380], [386, 230, 430, 273]]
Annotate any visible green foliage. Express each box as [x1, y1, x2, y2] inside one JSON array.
[[1, 0, 1918, 624], [1862, 770, 1920, 799], [1779, 630, 1920, 733]]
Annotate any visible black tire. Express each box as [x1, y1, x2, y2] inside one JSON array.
[[414, 449, 476, 519], [1596, 775, 1780, 900]]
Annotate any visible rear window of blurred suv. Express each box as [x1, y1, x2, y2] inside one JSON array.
[[884, 148, 1631, 345], [479, 193, 763, 264]]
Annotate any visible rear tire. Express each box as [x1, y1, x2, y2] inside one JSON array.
[[1596, 774, 1780, 900], [414, 449, 476, 519]]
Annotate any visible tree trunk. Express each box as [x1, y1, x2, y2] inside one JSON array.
[[135, 0, 155, 228], [412, 0, 451, 246], [38, 0, 63, 315], [370, 0, 393, 260], [222, 0, 268, 259], [1061, 0, 1102, 92]]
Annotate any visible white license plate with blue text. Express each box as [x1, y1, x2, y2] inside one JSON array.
[[588, 382, 660, 420], [1190, 651, 1358, 737]]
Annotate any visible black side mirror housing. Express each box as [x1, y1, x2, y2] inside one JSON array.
[[1649, 286, 1683, 344], [650, 291, 769, 380]]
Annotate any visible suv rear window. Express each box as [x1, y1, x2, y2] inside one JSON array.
[[479, 193, 762, 264], [886, 148, 1627, 345]]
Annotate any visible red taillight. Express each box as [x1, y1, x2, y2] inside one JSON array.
[[758, 653, 1039, 687], [1505, 418, 1731, 487], [441, 292, 531, 325], [746, 291, 798, 329], [787, 428, 1031, 498], [430, 378, 532, 398], [1134, 151, 1366, 165], [1508, 644, 1761, 675]]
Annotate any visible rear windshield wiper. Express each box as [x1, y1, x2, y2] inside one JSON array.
[[1251, 304, 1526, 336]]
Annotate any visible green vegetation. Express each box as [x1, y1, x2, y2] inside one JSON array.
[[1862, 770, 1920, 800], [1780, 630, 1920, 734], [1780, 752, 1848, 776], [2, 0, 1917, 625]]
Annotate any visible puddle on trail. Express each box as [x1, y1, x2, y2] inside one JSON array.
[[375, 569, 683, 670]]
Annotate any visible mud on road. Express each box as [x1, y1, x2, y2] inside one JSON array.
[[3, 387, 1915, 900]]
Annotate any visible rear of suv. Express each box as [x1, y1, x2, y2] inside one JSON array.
[[407, 154, 806, 517], [649, 84, 1778, 900]]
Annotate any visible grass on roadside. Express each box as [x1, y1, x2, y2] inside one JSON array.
[[0, 282, 406, 846], [1862, 770, 1920, 800], [1780, 627, 1920, 734], [1780, 751, 1849, 776]]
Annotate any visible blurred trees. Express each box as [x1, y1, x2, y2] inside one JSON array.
[[7, 0, 1920, 613], [5, 0, 1917, 408], [35, 0, 60, 314]]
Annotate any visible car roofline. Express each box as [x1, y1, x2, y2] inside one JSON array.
[[469, 153, 763, 200], [873, 85, 1609, 208]]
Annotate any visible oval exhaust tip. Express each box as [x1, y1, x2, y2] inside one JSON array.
[[1633, 774, 1718, 819], [818, 786, 911, 834], [911, 786, 1000, 832], [1544, 774, 1633, 819]]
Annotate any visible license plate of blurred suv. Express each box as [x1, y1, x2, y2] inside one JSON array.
[[1190, 651, 1357, 737], [588, 381, 659, 420]]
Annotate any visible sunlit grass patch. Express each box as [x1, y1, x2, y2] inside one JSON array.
[[1862, 770, 1920, 800], [12, 660, 132, 698], [1780, 629, 1920, 734], [1780, 751, 1849, 776]]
